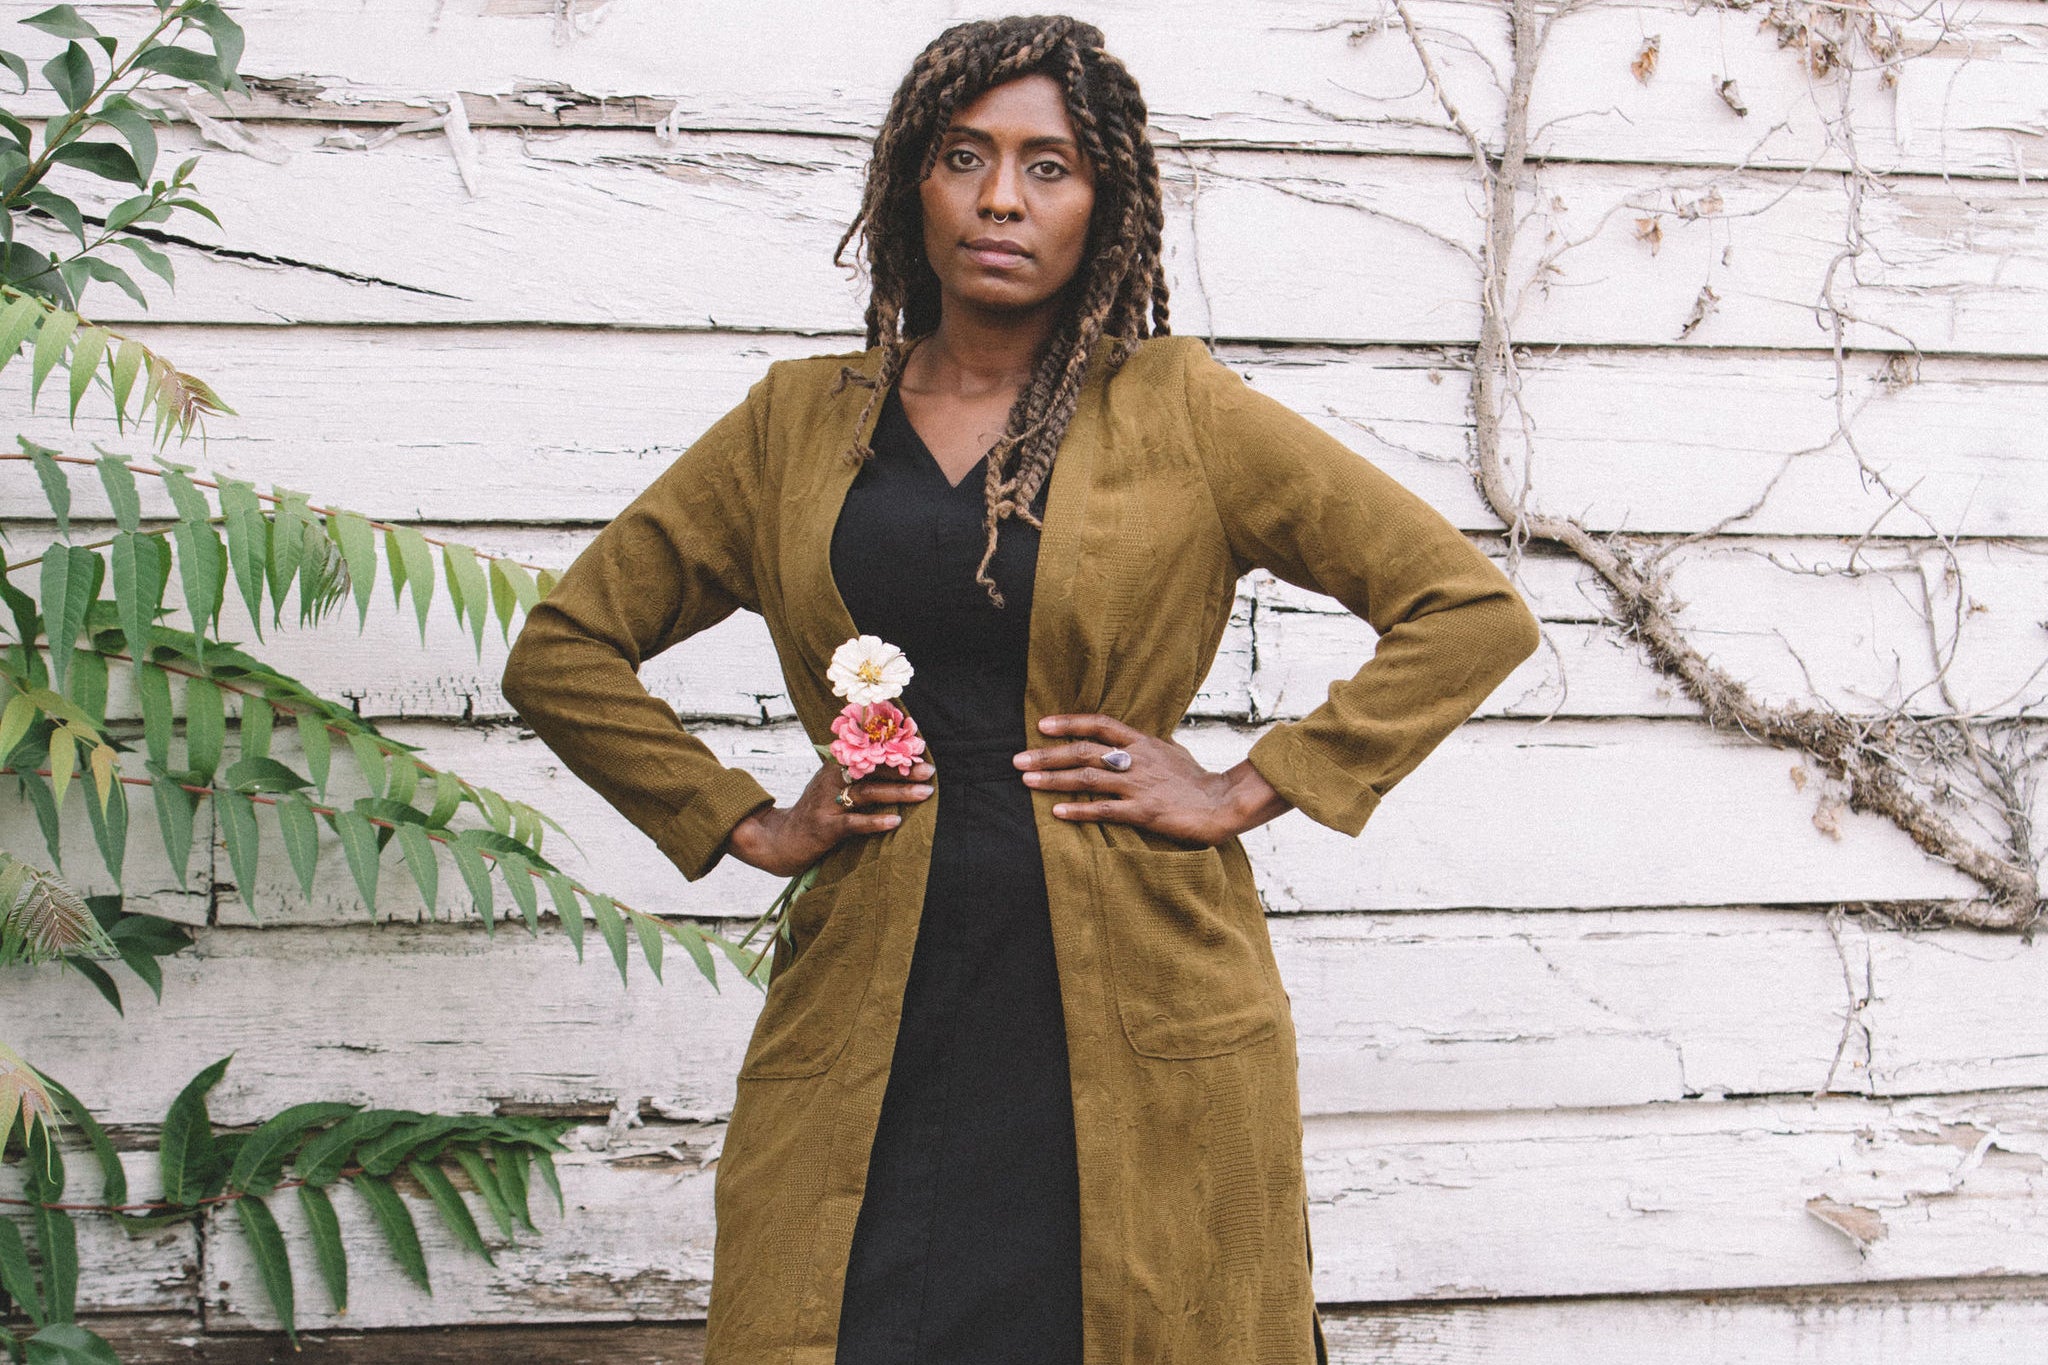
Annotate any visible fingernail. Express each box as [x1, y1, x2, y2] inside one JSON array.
[[885, 815, 901, 826], [913, 785, 932, 796], [1022, 772, 1041, 785]]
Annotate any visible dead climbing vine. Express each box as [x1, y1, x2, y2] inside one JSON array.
[[1386, 0, 2043, 929]]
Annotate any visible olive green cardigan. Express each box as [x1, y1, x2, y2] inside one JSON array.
[[500, 335, 1540, 1364]]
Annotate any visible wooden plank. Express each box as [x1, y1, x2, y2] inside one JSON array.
[[9, 332, 2047, 538], [79, 1278, 2048, 1365], [1304, 1090, 2048, 1302], [16, 907, 2048, 1131], [183, 1090, 2048, 1326], [12, 121, 2048, 354], [0, 1153, 199, 1315], [15, 1, 2045, 177]]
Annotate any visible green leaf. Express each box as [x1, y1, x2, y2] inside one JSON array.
[[500, 851, 539, 935], [442, 542, 488, 657], [495, 1144, 533, 1232], [108, 337, 143, 422], [146, 763, 196, 891], [229, 1103, 361, 1196], [114, 235, 173, 290], [40, 1076, 123, 1210], [80, 762, 125, 884], [396, 823, 438, 915], [189, 1, 246, 79], [452, 827, 557, 875], [274, 790, 318, 900], [30, 1205, 74, 1323], [216, 789, 258, 916], [590, 892, 629, 985], [183, 674, 222, 781], [22, 189, 84, 250], [29, 307, 77, 407], [129, 43, 222, 89], [298, 1183, 347, 1314], [354, 1174, 429, 1292], [0, 693, 35, 766], [133, 662, 172, 767], [39, 42, 93, 112], [0, 296, 44, 376], [531, 1148, 564, 1217], [233, 1195, 296, 1346], [327, 510, 376, 627], [333, 807, 381, 913], [64, 325, 105, 419], [94, 106, 158, 185], [448, 839, 493, 932], [38, 543, 100, 694], [109, 529, 163, 661], [20, 438, 71, 537], [21, 7, 101, 41], [389, 526, 434, 642], [295, 708, 330, 796], [75, 256, 145, 309], [0, 1218, 41, 1329], [159, 1056, 231, 1205], [22, 1323, 119, 1365], [386, 752, 419, 806], [347, 730, 386, 800], [223, 754, 307, 794], [634, 910, 665, 983], [95, 456, 140, 533], [407, 1158, 493, 1265], [425, 772, 463, 829], [171, 519, 224, 649], [354, 1115, 462, 1178], [264, 491, 309, 624], [544, 871, 583, 961], [48, 140, 141, 186], [218, 478, 266, 640], [666, 918, 717, 987], [452, 1149, 516, 1240], [65, 955, 121, 1013], [0, 49, 25, 96], [293, 1109, 414, 1188], [239, 693, 274, 762]]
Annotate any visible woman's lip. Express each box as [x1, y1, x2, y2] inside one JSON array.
[[963, 240, 1030, 268]]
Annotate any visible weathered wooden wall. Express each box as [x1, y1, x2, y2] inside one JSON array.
[[5, 0, 2046, 1359]]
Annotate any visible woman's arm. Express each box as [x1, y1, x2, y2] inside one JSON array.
[[1186, 340, 1542, 835], [500, 379, 780, 883]]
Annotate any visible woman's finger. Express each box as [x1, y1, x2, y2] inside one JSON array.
[[1051, 795, 1145, 823], [1021, 765, 1128, 794], [847, 777, 935, 804], [1012, 739, 1121, 771], [1036, 713, 1145, 746]]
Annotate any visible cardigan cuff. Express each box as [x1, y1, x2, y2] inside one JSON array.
[[653, 765, 778, 883], [1246, 723, 1381, 837]]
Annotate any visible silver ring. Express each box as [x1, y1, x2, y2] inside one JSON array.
[[1100, 747, 1133, 772]]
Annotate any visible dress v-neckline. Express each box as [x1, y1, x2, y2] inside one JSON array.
[[888, 388, 987, 493]]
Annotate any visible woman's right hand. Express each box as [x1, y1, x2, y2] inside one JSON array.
[[722, 758, 936, 877]]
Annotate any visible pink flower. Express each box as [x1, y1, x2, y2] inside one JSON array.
[[829, 700, 926, 781]]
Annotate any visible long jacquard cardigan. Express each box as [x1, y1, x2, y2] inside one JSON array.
[[499, 333, 1542, 1365]]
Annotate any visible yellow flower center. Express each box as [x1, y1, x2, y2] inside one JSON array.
[[856, 660, 885, 685], [863, 710, 899, 742]]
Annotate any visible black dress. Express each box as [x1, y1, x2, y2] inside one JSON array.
[[827, 388, 1086, 1364]]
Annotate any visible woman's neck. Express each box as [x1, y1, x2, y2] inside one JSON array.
[[902, 302, 1056, 397]]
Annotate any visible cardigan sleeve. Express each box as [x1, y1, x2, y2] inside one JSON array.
[[1181, 341, 1542, 836], [499, 375, 778, 882]]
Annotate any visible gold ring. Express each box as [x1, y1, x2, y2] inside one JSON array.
[[835, 788, 857, 809]]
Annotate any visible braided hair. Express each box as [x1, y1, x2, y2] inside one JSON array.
[[833, 14, 1169, 607]]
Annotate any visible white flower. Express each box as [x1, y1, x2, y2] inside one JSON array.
[[827, 634, 914, 705]]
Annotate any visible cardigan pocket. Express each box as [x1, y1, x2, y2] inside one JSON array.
[[1090, 844, 1280, 1059], [738, 858, 882, 1080]]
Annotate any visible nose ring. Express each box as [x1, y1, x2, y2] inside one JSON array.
[[990, 210, 1014, 223]]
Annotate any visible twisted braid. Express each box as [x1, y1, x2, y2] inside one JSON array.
[[834, 14, 1170, 607]]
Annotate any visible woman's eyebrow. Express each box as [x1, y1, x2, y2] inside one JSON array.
[[943, 124, 1080, 153]]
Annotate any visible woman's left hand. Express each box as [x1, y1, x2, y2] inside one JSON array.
[[1014, 713, 1293, 846]]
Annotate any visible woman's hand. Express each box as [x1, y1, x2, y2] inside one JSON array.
[[723, 758, 935, 877], [1014, 714, 1292, 846]]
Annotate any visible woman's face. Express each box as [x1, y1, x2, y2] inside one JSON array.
[[918, 72, 1098, 323]]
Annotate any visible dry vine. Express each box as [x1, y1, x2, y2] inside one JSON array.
[[1386, 0, 2042, 929]]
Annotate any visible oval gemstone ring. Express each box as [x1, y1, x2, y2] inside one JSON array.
[[1100, 747, 1134, 772]]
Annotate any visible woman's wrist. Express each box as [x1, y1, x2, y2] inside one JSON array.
[[1212, 760, 1292, 840]]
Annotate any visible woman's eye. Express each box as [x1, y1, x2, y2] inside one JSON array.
[[1030, 160, 1069, 179], [944, 147, 980, 170]]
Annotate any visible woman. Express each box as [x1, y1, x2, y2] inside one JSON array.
[[500, 14, 1540, 1364]]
